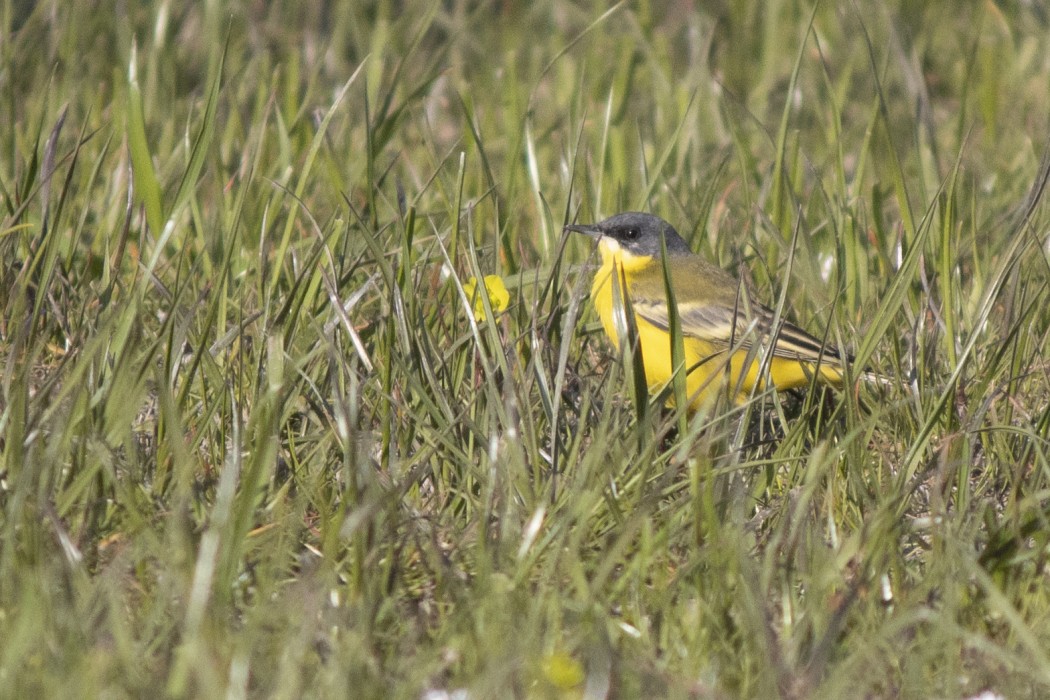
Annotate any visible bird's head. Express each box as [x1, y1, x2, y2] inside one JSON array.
[[564, 212, 690, 268]]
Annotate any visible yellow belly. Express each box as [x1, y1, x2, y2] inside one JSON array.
[[591, 259, 840, 410]]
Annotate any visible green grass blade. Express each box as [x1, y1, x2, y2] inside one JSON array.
[[126, 41, 164, 236]]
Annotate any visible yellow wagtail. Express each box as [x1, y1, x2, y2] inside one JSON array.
[[566, 212, 848, 410]]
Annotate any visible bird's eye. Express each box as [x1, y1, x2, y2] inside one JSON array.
[[624, 228, 639, 240]]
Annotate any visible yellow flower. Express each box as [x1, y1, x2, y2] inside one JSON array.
[[462, 274, 509, 321], [541, 651, 585, 691]]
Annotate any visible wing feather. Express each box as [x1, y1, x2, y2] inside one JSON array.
[[632, 294, 843, 365]]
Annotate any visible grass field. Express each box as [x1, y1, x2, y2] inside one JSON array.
[[4, 1, 1050, 697]]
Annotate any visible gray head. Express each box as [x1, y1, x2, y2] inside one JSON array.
[[564, 212, 691, 257]]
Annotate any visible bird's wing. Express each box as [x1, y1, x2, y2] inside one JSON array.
[[632, 296, 737, 347], [750, 305, 843, 363], [624, 254, 843, 365], [632, 294, 842, 365]]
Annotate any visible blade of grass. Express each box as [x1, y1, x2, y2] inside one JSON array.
[[126, 41, 164, 237]]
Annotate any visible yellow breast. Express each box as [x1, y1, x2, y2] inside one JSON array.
[[590, 243, 728, 409]]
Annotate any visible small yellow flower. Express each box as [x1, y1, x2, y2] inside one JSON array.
[[462, 274, 509, 321], [541, 651, 585, 691]]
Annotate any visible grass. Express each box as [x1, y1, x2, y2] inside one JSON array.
[[3, 0, 1050, 697]]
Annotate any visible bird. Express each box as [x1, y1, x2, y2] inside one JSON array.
[[565, 211, 849, 410]]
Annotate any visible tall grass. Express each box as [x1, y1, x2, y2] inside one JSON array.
[[2, 1, 1050, 697]]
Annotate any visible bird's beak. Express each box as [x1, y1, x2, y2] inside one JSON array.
[[563, 222, 603, 239]]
